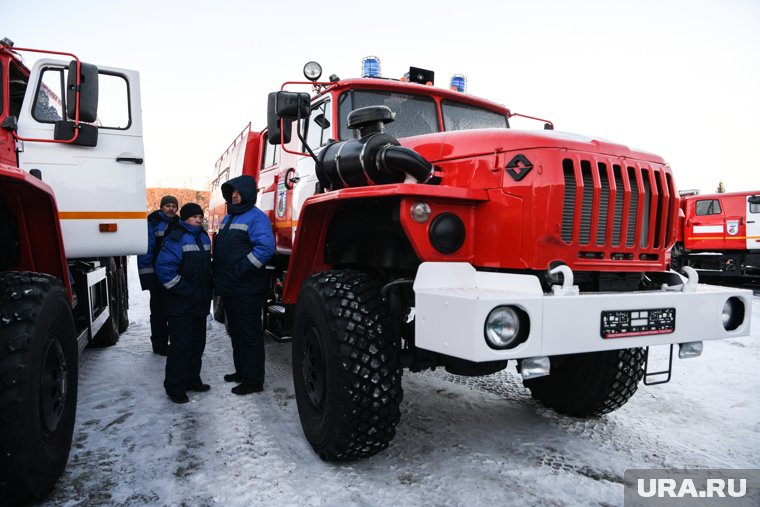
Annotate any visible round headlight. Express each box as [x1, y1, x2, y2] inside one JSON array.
[[303, 61, 322, 81], [410, 202, 432, 223], [722, 297, 745, 331], [485, 306, 522, 349]]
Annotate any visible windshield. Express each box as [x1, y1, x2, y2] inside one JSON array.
[[441, 100, 508, 131], [338, 90, 439, 140], [338, 89, 509, 140]]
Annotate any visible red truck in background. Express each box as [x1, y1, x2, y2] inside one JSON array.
[[674, 190, 760, 279]]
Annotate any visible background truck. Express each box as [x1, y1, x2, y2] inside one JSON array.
[[673, 190, 760, 280], [0, 38, 145, 504], [209, 58, 751, 462]]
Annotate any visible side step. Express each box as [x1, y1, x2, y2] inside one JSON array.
[[264, 304, 291, 342], [643, 345, 673, 386]]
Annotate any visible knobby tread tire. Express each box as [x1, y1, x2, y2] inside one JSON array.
[[522, 348, 646, 417], [90, 258, 119, 347], [292, 270, 403, 461], [0, 272, 78, 505], [116, 259, 129, 334]]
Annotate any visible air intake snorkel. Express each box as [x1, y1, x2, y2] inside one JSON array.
[[316, 106, 434, 190]]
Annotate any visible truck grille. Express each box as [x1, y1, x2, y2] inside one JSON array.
[[561, 158, 675, 252]]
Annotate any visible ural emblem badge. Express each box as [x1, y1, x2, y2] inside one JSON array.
[[505, 154, 534, 181]]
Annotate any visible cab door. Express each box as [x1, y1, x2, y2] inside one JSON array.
[[16, 59, 146, 258], [747, 194, 760, 250], [686, 198, 725, 250]]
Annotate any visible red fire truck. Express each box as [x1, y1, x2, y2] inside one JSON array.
[[210, 58, 751, 462], [673, 190, 760, 279], [1, 38, 146, 503]]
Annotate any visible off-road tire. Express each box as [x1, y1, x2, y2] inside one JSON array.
[[522, 348, 645, 417], [0, 272, 78, 505], [292, 270, 403, 461], [212, 295, 225, 323], [90, 258, 120, 347], [116, 259, 129, 333]]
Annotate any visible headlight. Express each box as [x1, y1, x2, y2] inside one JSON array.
[[410, 202, 432, 223], [722, 297, 745, 331], [484, 305, 529, 349], [303, 61, 322, 81]]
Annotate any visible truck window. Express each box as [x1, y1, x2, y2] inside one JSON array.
[[695, 199, 722, 216], [261, 135, 280, 168], [32, 67, 64, 122], [8, 63, 28, 118], [338, 90, 439, 140], [303, 99, 332, 150], [32, 67, 131, 129], [441, 100, 508, 131], [750, 199, 760, 214]]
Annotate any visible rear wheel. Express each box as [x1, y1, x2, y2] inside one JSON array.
[[522, 348, 645, 417], [90, 258, 120, 347], [115, 259, 129, 333], [0, 272, 78, 505], [292, 270, 403, 461]]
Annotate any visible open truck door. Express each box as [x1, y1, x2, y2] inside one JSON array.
[[16, 59, 147, 258]]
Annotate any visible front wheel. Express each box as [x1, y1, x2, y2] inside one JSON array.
[[0, 272, 78, 505], [522, 348, 645, 417], [292, 270, 403, 461]]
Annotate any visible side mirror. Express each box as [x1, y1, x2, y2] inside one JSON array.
[[1, 116, 18, 132], [275, 91, 310, 119], [267, 92, 292, 145], [66, 60, 99, 123], [54, 121, 98, 147]]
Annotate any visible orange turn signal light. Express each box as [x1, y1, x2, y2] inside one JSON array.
[[99, 223, 118, 233]]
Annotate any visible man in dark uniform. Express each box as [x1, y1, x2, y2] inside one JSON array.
[[213, 175, 275, 395], [138, 195, 179, 355], [155, 203, 213, 404]]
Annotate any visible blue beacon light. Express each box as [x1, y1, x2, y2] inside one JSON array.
[[450, 74, 467, 93], [362, 56, 382, 78]]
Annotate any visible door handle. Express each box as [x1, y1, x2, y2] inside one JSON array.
[[116, 153, 144, 164], [748, 220, 756, 224]]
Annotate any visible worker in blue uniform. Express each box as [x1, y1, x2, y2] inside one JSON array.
[[213, 175, 275, 395], [155, 203, 213, 404], [138, 195, 179, 355]]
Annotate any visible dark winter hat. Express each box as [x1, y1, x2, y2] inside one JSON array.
[[180, 203, 204, 221], [160, 195, 179, 208]]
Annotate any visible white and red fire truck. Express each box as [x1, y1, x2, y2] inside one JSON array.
[[209, 58, 752, 462], [673, 190, 760, 279], [0, 38, 145, 503]]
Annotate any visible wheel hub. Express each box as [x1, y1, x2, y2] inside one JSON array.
[[302, 325, 326, 408], [40, 332, 68, 435]]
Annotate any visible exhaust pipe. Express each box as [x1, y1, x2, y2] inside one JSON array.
[[316, 106, 434, 190]]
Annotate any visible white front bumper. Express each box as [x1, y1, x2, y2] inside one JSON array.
[[413, 263, 752, 362]]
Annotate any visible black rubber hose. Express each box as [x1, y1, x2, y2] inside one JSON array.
[[376, 145, 434, 183]]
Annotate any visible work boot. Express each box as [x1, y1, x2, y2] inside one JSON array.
[[187, 383, 211, 392], [168, 393, 189, 404], [231, 383, 263, 395], [224, 373, 241, 383]]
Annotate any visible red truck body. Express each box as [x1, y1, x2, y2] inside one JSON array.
[[209, 61, 751, 463], [675, 190, 760, 277]]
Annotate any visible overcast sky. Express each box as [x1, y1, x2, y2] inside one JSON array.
[[7, 0, 760, 193]]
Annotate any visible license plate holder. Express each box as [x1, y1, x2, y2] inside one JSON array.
[[601, 308, 676, 339]]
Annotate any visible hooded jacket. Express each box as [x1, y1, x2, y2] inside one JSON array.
[[137, 210, 179, 290], [213, 175, 275, 296], [155, 221, 213, 317]]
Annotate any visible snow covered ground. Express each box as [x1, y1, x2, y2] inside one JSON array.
[[42, 258, 760, 506]]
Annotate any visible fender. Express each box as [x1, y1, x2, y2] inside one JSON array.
[[282, 183, 488, 304], [0, 164, 70, 298]]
